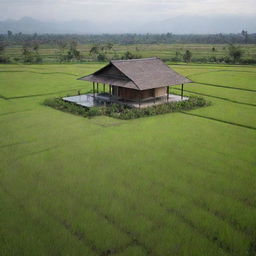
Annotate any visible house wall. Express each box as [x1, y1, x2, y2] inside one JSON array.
[[113, 86, 139, 100], [155, 87, 167, 97], [111, 86, 167, 101]]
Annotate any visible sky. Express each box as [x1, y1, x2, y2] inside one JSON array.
[[0, 0, 256, 23]]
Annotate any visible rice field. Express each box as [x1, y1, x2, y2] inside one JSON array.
[[0, 62, 256, 256], [5, 43, 256, 62]]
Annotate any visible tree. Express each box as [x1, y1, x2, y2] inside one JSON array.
[[7, 30, 12, 38], [56, 40, 67, 63], [228, 44, 243, 63], [106, 43, 113, 50], [89, 44, 113, 61], [0, 42, 7, 54], [32, 41, 39, 52], [66, 40, 81, 61], [241, 30, 248, 44], [0, 42, 10, 63], [22, 44, 33, 63], [32, 41, 42, 63], [97, 53, 107, 61], [183, 50, 192, 63], [21, 42, 42, 63], [122, 51, 141, 60], [57, 40, 67, 51], [171, 51, 182, 62], [90, 45, 99, 56]]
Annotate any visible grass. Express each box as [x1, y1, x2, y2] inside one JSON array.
[[0, 62, 256, 256]]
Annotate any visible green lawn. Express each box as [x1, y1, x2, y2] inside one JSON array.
[[0, 63, 256, 256]]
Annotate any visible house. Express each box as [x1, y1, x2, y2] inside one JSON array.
[[76, 57, 191, 108]]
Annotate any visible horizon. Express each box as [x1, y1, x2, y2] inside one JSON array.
[[0, 0, 256, 34], [0, 14, 255, 34]]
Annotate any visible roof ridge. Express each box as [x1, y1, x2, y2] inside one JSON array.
[[111, 57, 159, 63]]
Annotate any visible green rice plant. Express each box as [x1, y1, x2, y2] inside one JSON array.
[[0, 63, 255, 256]]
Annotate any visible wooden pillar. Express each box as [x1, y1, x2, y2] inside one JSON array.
[[167, 86, 169, 102], [139, 90, 141, 108], [97, 83, 99, 93], [93, 82, 95, 96], [154, 89, 156, 104], [109, 85, 112, 96], [181, 84, 184, 99], [103, 84, 105, 93]]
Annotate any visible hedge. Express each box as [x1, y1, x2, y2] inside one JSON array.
[[43, 96, 210, 120]]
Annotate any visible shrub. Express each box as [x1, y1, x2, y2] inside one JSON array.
[[13, 57, 21, 62], [97, 53, 107, 62], [228, 44, 243, 63], [183, 50, 192, 63], [43, 96, 209, 120], [239, 58, 256, 64], [122, 51, 141, 60], [87, 107, 102, 117], [170, 56, 181, 62], [43, 97, 88, 117], [0, 56, 10, 63]]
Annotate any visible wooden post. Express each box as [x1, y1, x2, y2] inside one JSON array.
[[93, 82, 95, 97], [167, 86, 169, 102], [139, 91, 141, 108], [109, 85, 112, 97], [181, 84, 184, 99], [154, 89, 156, 104], [97, 83, 99, 93]]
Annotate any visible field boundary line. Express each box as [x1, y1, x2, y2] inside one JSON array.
[[186, 69, 256, 79], [0, 140, 34, 149], [0, 94, 8, 100], [0, 109, 33, 117], [180, 111, 256, 131], [3, 88, 84, 100], [148, 178, 254, 237], [92, 205, 152, 256], [121, 177, 234, 255], [157, 200, 236, 255], [0, 70, 78, 76], [173, 88, 256, 107], [191, 82, 256, 93], [119, 180, 232, 255], [0, 182, 103, 255]]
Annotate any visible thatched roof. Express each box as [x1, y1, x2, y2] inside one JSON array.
[[79, 57, 191, 90]]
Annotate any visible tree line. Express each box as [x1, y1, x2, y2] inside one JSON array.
[[1, 31, 256, 45], [0, 39, 143, 63], [0, 42, 249, 64], [0, 30, 254, 64]]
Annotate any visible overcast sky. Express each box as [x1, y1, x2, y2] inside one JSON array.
[[0, 0, 255, 22]]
